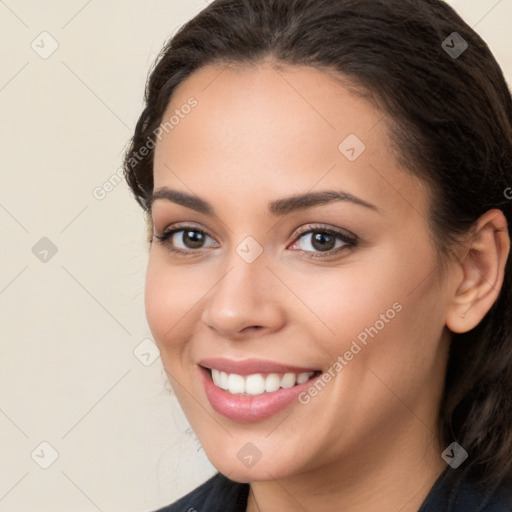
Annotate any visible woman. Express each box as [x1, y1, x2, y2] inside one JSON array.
[[124, 0, 512, 510]]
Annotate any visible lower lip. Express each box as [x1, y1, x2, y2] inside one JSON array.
[[199, 366, 319, 422]]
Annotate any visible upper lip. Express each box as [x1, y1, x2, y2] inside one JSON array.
[[199, 357, 319, 375]]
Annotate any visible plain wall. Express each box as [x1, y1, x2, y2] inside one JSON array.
[[1, 1, 511, 511]]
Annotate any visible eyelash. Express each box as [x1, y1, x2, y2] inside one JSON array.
[[153, 223, 358, 259]]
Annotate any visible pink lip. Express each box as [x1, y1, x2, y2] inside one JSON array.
[[199, 357, 319, 375], [198, 364, 321, 423]]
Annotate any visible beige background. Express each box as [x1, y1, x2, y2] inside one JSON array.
[[1, 1, 511, 511]]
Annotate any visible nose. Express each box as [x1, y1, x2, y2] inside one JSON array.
[[200, 255, 286, 340]]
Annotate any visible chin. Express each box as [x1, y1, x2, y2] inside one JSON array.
[[200, 436, 310, 483]]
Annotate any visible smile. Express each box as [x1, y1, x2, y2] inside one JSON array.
[[198, 358, 322, 422], [210, 369, 316, 396]]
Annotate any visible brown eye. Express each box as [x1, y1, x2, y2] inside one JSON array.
[[293, 230, 353, 253], [180, 230, 206, 249], [154, 226, 217, 252], [310, 232, 336, 251], [288, 226, 357, 257]]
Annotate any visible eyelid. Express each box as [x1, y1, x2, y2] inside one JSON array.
[[292, 223, 357, 241], [287, 224, 357, 257], [153, 222, 218, 250], [154, 222, 358, 257], [156, 221, 216, 239]]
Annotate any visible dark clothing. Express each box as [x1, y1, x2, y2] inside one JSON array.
[[153, 468, 512, 511]]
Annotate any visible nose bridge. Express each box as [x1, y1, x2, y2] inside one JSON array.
[[201, 244, 284, 336]]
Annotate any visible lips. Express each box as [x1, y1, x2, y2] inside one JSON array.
[[199, 357, 319, 375], [198, 358, 322, 422]]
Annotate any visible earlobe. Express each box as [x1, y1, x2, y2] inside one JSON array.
[[445, 209, 510, 334]]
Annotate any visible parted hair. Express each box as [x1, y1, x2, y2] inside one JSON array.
[[124, 0, 512, 489]]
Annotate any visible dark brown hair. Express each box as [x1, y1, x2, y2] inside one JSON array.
[[124, 0, 512, 489]]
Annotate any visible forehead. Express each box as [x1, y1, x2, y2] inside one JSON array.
[[152, 62, 429, 218], [158, 62, 382, 156]]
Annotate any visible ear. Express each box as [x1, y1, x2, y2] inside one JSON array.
[[446, 209, 510, 333]]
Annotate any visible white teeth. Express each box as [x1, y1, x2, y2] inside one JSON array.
[[296, 372, 311, 384], [212, 369, 230, 390], [210, 369, 315, 396], [265, 373, 281, 393], [227, 373, 245, 394], [245, 374, 266, 395], [280, 373, 296, 388], [219, 371, 229, 390]]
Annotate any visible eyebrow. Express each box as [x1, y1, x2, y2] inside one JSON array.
[[148, 187, 379, 216]]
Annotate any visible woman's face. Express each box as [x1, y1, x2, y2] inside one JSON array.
[[146, 63, 455, 482]]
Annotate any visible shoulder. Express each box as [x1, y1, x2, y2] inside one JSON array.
[[420, 469, 512, 512], [150, 472, 249, 512]]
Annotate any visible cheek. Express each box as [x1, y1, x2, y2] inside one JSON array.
[[284, 260, 404, 345], [144, 254, 203, 355], [301, 241, 444, 369]]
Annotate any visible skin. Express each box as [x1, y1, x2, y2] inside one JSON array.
[[145, 61, 510, 512]]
